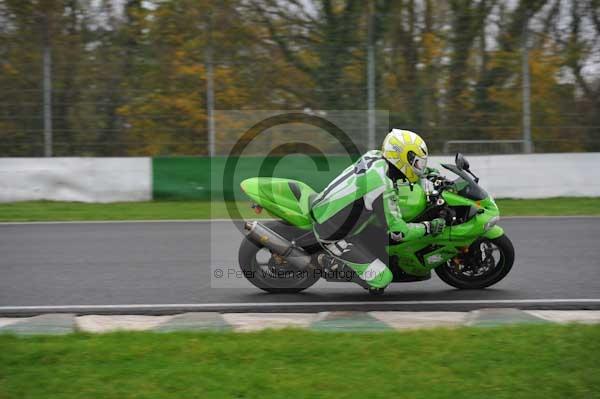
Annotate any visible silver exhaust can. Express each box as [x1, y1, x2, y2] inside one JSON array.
[[244, 221, 313, 270]]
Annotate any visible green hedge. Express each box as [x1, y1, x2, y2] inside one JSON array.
[[152, 155, 354, 200]]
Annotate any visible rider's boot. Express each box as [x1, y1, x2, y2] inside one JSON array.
[[317, 253, 343, 272], [319, 238, 393, 293], [344, 259, 393, 290], [317, 253, 370, 289], [368, 287, 386, 296]]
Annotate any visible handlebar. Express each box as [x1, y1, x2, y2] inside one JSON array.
[[424, 174, 453, 205]]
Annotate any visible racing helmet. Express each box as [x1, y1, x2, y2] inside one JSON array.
[[381, 129, 428, 183]]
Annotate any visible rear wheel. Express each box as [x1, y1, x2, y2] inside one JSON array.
[[434, 234, 514, 289], [238, 223, 320, 293]]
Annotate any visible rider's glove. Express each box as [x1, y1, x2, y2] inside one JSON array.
[[424, 167, 443, 185], [424, 167, 440, 177], [423, 218, 446, 236]]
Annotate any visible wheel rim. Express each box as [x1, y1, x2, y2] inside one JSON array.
[[444, 239, 505, 281], [251, 247, 313, 287]]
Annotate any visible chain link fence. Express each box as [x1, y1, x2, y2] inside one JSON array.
[[1, 0, 599, 157]]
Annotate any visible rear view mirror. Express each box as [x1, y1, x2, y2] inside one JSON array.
[[455, 153, 470, 170]]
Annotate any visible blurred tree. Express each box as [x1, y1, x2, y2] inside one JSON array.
[[117, 0, 265, 155], [0, 0, 52, 155], [445, 0, 495, 134], [249, 0, 367, 109], [0, 0, 599, 155], [561, 0, 600, 151]]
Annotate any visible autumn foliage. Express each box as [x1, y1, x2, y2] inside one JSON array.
[[0, 0, 599, 156]]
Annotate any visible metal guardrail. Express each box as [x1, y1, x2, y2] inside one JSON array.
[[443, 140, 526, 154]]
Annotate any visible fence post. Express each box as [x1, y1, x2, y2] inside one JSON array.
[[42, 13, 53, 157], [521, 19, 533, 153], [366, 0, 376, 151], [205, 11, 216, 157]]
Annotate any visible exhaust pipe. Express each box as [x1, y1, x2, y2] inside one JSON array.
[[244, 221, 312, 270]]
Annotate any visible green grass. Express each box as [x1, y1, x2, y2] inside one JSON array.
[[0, 197, 598, 222], [0, 325, 599, 398], [497, 197, 600, 216], [0, 200, 265, 221]]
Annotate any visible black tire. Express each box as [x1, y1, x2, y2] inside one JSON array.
[[435, 234, 514, 289], [238, 222, 320, 293]]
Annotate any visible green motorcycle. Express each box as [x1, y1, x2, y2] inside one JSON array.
[[239, 153, 514, 294]]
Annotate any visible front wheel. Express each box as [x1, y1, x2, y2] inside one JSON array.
[[435, 234, 514, 289]]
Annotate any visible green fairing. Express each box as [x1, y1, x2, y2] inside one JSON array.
[[241, 177, 315, 229], [241, 158, 506, 277], [384, 190, 503, 275], [395, 183, 427, 221], [484, 225, 505, 239], [442, 190, 476, 207]]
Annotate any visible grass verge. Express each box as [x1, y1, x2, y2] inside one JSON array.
[[496, 197, 600, 216], [0, 201, 262, 221], [0, 197, 598, 222], [0, 325, 599, 398]]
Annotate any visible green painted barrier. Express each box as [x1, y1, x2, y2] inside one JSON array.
[[152, 155, 354, 200], [152, 157, 211, 200]]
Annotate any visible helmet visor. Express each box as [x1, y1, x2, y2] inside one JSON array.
[[407, 151, 427, 176]]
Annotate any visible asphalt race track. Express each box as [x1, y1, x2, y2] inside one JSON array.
[[1, 218, 599, 314]]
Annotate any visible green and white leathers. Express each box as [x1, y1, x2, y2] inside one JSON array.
[[311, 150, 427, 238], [310, 150, 431, 288]]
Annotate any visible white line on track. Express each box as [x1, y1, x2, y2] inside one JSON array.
[[2, 299, 600, 312], [1, 215, 600, 225]]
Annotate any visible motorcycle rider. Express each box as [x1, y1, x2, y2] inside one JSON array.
[[310, 129, 446, 293]]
